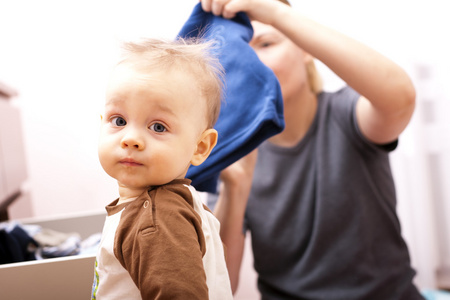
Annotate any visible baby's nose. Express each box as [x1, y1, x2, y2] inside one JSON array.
[[121, 132, 144, 150]]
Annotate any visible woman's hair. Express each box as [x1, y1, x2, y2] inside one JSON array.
[[119, 37, 225, 129], [306, 59, 323, 94]]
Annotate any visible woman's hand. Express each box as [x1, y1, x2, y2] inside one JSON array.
[[199, 0, 286, 25], [220, 149, 258, 193], [200, 0, 246, 19], [214, 149, 258, 293]]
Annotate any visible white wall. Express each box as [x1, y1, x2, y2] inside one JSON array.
[[1, 0, 449, 294], [0, 0, 199, 218]]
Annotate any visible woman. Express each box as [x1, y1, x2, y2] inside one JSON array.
[[201, 0, 423, 299]]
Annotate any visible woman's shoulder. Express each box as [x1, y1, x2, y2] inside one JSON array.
[[319, 86, 359, 104]]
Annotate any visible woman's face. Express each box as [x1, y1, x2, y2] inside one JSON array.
[[250, 21, 311, 104]]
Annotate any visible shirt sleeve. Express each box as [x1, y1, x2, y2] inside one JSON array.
[[113, 185, 208, 299]]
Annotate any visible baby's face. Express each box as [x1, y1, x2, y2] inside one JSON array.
[[98, 63, 209, 190]]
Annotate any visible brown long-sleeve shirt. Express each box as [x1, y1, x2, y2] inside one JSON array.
[[92, 179, 232, 299]]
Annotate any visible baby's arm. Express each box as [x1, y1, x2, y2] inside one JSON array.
[[115, 188, 208, 299]]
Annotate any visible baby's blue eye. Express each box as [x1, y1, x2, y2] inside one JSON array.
[[150, 123, 166, 133], [112, 117, 126, 126]]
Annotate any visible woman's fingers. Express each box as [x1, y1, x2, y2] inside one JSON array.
[[200, 0, 212, 13], [211, 0, 225, 16], [200, 0, 241, 18]]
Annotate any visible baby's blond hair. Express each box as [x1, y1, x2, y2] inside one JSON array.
[[119, 37, 225, 129]]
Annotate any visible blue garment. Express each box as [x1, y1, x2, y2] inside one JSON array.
[[178, 3, 285, 193]]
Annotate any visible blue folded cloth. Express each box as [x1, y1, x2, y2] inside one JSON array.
[[178, 3, 285, 193], [422, 289, 450, 300]]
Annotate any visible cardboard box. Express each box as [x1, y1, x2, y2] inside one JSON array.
[[0, 210, 105, 300]]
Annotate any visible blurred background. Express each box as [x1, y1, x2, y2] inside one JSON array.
[[1, 0, 449, 297]]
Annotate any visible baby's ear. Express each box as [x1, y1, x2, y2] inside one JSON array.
[[191, 129, 218, 166]]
